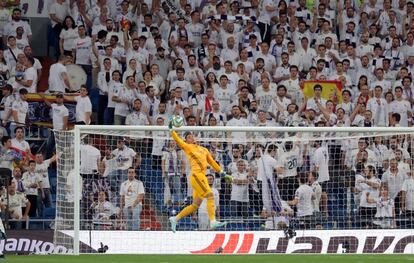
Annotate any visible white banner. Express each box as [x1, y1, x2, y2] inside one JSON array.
[[20, 0, 50, 18], [60, 229, 414, 254]]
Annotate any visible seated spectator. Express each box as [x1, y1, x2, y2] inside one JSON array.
[[263, 200, 294, 230], [1, 182, 30, 229], [92, 191, 116, 230], [120, 167, 145, 231]]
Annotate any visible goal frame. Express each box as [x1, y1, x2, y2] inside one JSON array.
[[72, 125, 414, 255]]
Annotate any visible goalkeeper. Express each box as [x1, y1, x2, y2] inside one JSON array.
[[168, 118, 232, 232]]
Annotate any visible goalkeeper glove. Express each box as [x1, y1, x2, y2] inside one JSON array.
[[220, 171, 233, 182], [168, 117, 174, 131]]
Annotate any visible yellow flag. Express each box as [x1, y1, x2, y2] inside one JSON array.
[[302, 80, 343, 104]]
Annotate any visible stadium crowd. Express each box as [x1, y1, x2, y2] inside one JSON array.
[[0, 0, 413, 231]]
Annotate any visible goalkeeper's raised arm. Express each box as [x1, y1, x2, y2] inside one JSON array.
[[169, 118, 229, 177]]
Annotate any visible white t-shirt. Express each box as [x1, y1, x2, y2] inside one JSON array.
[[4, 46, 22, 70], [114, 86, 135, 117], [66, 169, 83, 202], [22, 171, 41, 196], [3, 20, 32, 39], [35, 159, 52, 189], [19, 67, 38, 93], [74, 36, 93, 65], [60, 28, 79, 51], [51, 103, 69, 130], [279, 146, 300, 178], [0, 94, 15, 122], [74, 96, 92, 124], [112, 146, 136, 170], [402, 177, 414, 211], [311, 146, 330, 183], [6, 193, 28, 219], [120, 179, 145, 207], [390, 100, 411, 127], [357, 176, 381, 208], [215, 86, 236, 114], [11, 138, 30, 152], [107, 81, 123, 109], [49, 2, 70, 27], [373, 197, 394, 228], [311, 181, 322, 212], [11, 98, 28, 124], [231, 172, 249, 202], [80, 144, 101, 174], [125, 111, 149, 137], [257, 154, 281, 182], [15, 37, 29, 51], [294, 184, 314, 217], [102, 156, 117, 178], [258, 0, 277, 24], [151, 130, 168, 157], [33, 58, 43, 72], [256, 87, 276, 113], [0, 9, 10, 36], [382, 169, 407, 199], [226, 117, 250, 145], [48, 62, 67, 93]]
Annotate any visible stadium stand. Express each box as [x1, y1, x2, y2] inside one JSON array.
[[0, 0, 414, 232]]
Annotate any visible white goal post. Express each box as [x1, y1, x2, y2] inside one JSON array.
[[53, 125, 414, 255]]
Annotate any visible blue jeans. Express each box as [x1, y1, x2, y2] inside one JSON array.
[[104, 107, 114, 125], [108, 169, 128, 206], [164, 174, 183, 204], [123, 204, 142, 231]]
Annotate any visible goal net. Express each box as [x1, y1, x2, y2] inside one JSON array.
[[53, 126, 414, 254]]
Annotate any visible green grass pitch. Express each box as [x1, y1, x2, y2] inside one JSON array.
[[3, 254, 414, 263]]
